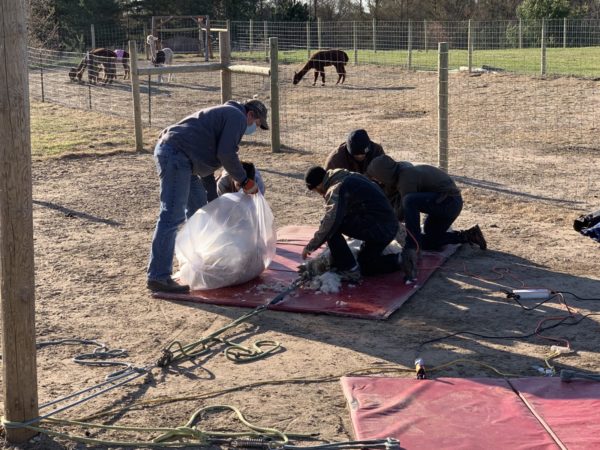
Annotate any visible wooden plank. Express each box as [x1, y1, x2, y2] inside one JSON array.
[[0, 0, 39, 442], [227, 65, 270, 76]]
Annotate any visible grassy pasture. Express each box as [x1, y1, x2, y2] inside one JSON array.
[[232, 46, 600, 77]]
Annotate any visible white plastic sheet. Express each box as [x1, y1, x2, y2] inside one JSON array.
[[175, 192, 276, 290]]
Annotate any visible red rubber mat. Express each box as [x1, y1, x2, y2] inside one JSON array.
[[510, 378, 600, 449], [341, 376, 600, 449], [153, 225, 458, 320]]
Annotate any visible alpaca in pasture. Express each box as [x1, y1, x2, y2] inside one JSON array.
[[293, 49, 349, 86], [69, 48, 117, 85], [146, 35, 174, 83]]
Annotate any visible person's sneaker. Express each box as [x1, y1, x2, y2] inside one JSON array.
[[465, 225, 487, 250], [336, 265, 362, 283], [147, 277, 190, 293]]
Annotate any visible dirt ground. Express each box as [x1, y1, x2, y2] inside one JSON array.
[[2, 67, 600, 449]]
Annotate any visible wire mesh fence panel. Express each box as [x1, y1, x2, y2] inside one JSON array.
[[276, 60, 437, 165], [28, 48, 133, 119], [449, 71, 600, 206], [27, 19, 600, 205]]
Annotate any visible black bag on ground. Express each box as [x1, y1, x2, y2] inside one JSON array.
[[574, 209, 600, 233]]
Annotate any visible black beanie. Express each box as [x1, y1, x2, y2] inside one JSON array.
[[346, 129, 371, 155], [304, 166, 326, 190]]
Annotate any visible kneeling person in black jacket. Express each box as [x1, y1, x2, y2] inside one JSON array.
[[302, 166, 401, 278]]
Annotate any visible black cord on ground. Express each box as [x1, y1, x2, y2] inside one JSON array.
[[415, 312, 600, 356], [559, 291, 600, 301]]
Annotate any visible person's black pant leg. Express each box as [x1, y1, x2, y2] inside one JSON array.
[[421, 195, 464, 250], [357, 240, 401, 276], [327, 232, 356, 271]]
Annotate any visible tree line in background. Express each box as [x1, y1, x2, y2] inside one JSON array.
[[28, 0, 600, 49]]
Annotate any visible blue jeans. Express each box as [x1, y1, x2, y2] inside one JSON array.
[[147, 142, 208, 281], [403, 192, 464, 251]]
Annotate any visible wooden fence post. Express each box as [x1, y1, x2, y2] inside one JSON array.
[[317, 17, 322, 49], [249, 19, 254, 52], [264, 21, 269, 59], [0, 0, 39, 442], [563, 17, 567, 48], [541, 18, 547, 75], [372, 18, 377, 52], [438, 42, 449, 172], [269, 37, 281, 153], [519, 18, 523, 49], [424, 19, 428, 52], [307, 21, 311, 59], [407, 19, 413, 69], [353, 21, 358, 65], [220, 31, 232, 103], [468, 19, 473, 73], [129, 41, 143, 152]]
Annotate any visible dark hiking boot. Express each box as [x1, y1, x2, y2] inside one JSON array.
[[463, 225, 487, 250], [147, 277, 190, 293]]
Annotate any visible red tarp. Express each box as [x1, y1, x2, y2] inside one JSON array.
[[341, 376, 600, 449], [153, 225, 458, 320]]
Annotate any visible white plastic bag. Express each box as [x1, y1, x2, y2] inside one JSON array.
[[175, 192, 277, 290]]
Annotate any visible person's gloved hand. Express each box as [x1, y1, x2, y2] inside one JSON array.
[[301, 247, 312, 260], [400, 247, 418, 282], [242, 178, 259, 195]]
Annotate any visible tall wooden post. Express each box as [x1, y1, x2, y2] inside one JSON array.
[[317, 17, 322, 49], [372, 18, 377, 52], [306, 21, 311, 59], [220, 31, 232, 103], [540, 18, 547, 75], [264, 21, 269, 59], [424, 19, 428, 52], [353, 21, 358, 65], [90, 24, 96, 49], [563, 17, 567, 48], [0, 0, 39, 442], [467, 19, 473, 73], [407, 19, 413, 69], [269, 38, 281, 153], [249, 19, 254, 52], [518, 18, 523, 49], [129, 41, 143, 152], [438, 42, 449, 172]]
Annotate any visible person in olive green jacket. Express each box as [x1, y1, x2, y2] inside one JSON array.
[[367, 155, 486, 278]]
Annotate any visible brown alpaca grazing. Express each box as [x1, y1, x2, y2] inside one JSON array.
[[69, 48, 117, 85], [293, 49, 349, 86]]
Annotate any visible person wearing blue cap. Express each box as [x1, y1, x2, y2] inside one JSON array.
[[147, 99, 269, 293]]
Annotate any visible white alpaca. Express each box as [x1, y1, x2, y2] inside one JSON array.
[[146, 35, 174, 83]]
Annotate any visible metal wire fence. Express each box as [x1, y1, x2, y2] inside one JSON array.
[[28, 19, 600, 206]]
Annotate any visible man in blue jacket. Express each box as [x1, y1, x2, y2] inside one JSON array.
[[302, 166, 401, 278], [147, 99, 269, 293]]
